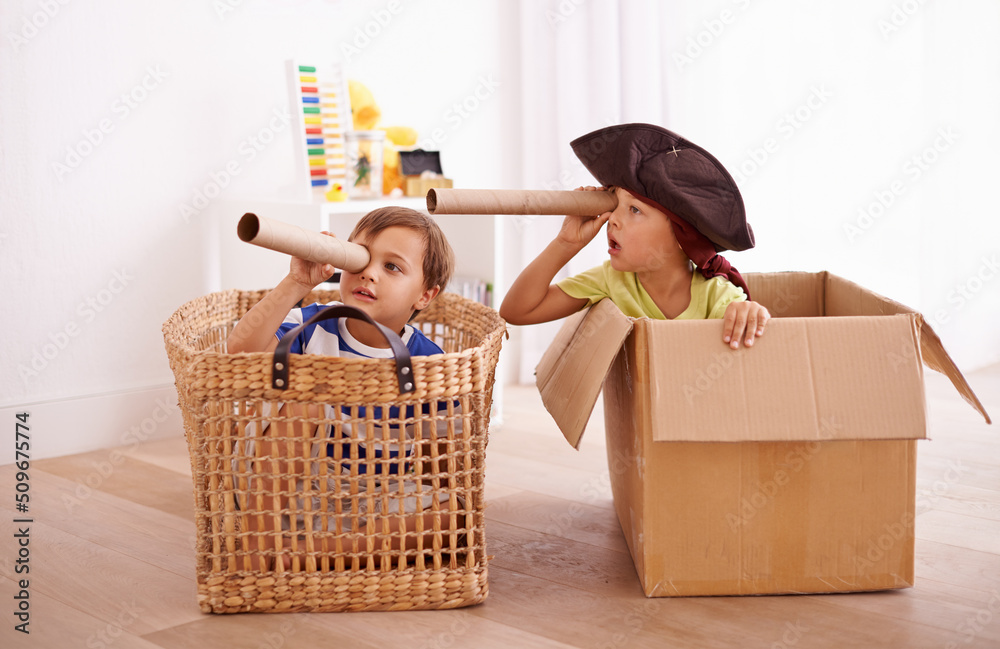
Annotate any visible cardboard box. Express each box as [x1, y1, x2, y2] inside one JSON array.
[[405, 175, 453, 197], [399, 149, 453, 197], [536, 271, 990, 597]]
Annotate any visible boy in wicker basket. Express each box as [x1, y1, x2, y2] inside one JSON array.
[[228, 206, 459, 570]]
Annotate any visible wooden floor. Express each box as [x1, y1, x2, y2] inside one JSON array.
[[3, 366, 998, 649]]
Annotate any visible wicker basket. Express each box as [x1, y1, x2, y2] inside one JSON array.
[[162, 289, 505, 613]]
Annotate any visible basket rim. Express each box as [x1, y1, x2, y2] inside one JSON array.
[[163, 289, 506, 358], [162, 289, 506, 402]]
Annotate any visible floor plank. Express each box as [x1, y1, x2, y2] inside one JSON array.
[[915, 539, 1000, 593], [0, 467, 196, 578], [307, 605, 582, 649], [1, 365, 997, 648], [141, 612, 383, 649], [33, 450, 197, 521], [117, 435, 198, 476], [487, 519, 642, 597], [472, 565, 972, 649], [914, 482, 1000, 521], [809, 577, 1000, 644], [916, 510, 1000, 557], [0, 519, 204, 636], [486, 490, 629, 553], [917, 455, 999, 494], [485, 449, 614, 505], [0, 579, 167, 649]]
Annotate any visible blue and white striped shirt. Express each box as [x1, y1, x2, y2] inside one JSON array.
[[275, 301, 445, 359], [275, 302, 452, 476]]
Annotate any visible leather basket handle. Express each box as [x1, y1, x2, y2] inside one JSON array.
[[271, 304, 415, 394]]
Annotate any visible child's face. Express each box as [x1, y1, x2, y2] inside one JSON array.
[[340, 226, 438, 335], [606, 188, 685, 274]]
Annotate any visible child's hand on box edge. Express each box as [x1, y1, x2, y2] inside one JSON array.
[[723, 300, 770, 349]]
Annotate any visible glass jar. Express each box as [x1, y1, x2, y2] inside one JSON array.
[[344, 130, 385, 199]]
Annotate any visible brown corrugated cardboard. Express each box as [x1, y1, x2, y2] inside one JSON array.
[[404, 175, 452, 197], [535, 300, 632, 449], [536, 271, 990, 597]]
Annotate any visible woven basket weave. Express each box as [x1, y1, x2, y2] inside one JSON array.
[[162, 289, 505, 613]]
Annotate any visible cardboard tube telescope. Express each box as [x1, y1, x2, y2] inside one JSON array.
[[426, 188, 618, 215], [237, 213, 370, 273]]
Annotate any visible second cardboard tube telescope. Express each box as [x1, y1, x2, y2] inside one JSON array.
[[426, 188, 618, 215], [237, 213, 371, 273], [239, 189, 617, 272]]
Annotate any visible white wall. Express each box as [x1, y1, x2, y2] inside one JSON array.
[[499, 0, 1000, 385], [659, 0, 1000, 372], [0, 0, 506, 462], [2, 0, 997, 461]]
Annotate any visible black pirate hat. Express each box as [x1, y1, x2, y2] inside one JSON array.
[[570, 123, 754, 253]]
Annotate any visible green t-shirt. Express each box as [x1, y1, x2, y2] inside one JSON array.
[[556, 261, 746, 319]]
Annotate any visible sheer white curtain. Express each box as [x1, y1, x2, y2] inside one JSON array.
[[501, 0, 668, 383], [501, 0, 1000, 383]]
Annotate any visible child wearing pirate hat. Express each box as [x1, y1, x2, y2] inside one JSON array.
[[500, 123, 770, 349]]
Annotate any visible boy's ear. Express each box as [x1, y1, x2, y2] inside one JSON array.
[[413, 284, 440, 311]]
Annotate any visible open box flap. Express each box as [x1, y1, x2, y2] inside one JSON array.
[[535, 299, 634, 449], [536, 273, 990, 450], [917, 317, 991, 424], [821, 272, 991, 425]]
